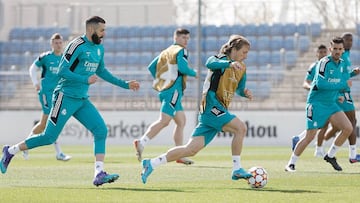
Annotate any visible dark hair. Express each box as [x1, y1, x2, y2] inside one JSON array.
[[174, 28, 190, 36], [317, 44, 326, 50], [86, 16, 106, 27], [341, 32, 353, 38], [330, 36, 344, 46], [219, 35, 250, 55]]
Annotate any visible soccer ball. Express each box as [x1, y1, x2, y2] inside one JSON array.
[[247, 166, 268, 188]]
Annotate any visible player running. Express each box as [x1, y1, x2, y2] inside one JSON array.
[[0, 16, 140, 187], [285, 37, 352, 172], [25, 33, 71, 161], [133, 28, 198, 165], [140, 35, 253, 184]]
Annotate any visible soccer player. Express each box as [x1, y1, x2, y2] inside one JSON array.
[[25, 33, 71, 161], [321, 33, 360, 163], [291, 44, 329, 157], [140, 35, 253, 184], [285, 37, 353, 172], [133, 28, 198, 165], [0, 16, 140, 186]]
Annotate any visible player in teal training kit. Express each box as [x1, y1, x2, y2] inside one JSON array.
[[322, 33, 360, 163], [141, 35, 253, 184], [291, 44, 329, 157], [133, 28, 197, 165], [0, 16, 140, 186], [25, 33, 71, 161], [285, 37, 353, 172]]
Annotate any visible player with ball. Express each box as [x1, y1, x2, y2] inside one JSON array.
[[141, 35, 253, 184]]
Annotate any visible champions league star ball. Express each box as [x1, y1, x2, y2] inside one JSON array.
[[247, 166, 268, 189]]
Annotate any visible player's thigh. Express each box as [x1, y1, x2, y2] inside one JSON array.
[[345, 110, 356, 124], [173, 110, 186, 126], [186, 135, 206, 152], [39, 91, 52, 114], [74, 100, 107, 135], [329, 111, 352, 131], [222, 117, 246, 134], [39, 113, 49, 126]]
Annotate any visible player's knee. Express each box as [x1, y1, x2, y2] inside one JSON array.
[[185, 144, 201, 157], [344, 125, 353, 136], [91, 125, 108, 137], [158, 119, 171, 128], [175, 120, 185, 128], [237, 121, 247, 136], [46, 136, 58, 145], [186, 147, 199, 157]]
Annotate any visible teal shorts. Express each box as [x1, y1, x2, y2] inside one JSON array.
[[306, 102, 342, 130], [336, 92, 355, 112], [38, 91, 53, 115], [26, 92, 108, 154], [159, 89, 184, 117], [192, 91, 236, 146]]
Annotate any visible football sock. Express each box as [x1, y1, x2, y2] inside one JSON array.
[[232, 155, 241, 170], [8, 144, 20, 155], [327, 144, 339, 158], [288, 153, 298, 165], [315, 145, 323, 152], [53, 141, 62, 155], [94, 161, 104, 177], [349, 144, 357, 159], [140, 135, 150, 147], [150, 154, 167, 168]]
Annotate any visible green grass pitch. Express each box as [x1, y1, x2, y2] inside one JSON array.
[[0, 145, 359, 203]]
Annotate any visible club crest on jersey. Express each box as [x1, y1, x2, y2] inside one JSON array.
[[211, 106, 225, 117], [97, 48, 101, 56], [61, 109, 67, 115]]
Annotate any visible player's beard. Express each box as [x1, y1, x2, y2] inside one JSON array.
[[91, 33, 102, 44]]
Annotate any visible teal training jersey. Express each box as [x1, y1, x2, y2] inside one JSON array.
[[56, 35, 129, 99], [307, 55, 349, 104], [148, 47, 197, 94], [204, 55, 247, 98], [34, 51, 61, 93], [342, 50, 353, 92], [305, 61, 317, 82]]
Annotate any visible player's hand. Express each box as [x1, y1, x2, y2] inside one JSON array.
[[353, 67, 360, 75], [195, 70, 199, 79], [128, 80, 140, 91], [230, 61, 245, 71], [34, 84, 40, 91], [338, 96, 344, 103], [347, 80, 352, 88], [244, 88, 253, 100], [88, 75, 98, 84]]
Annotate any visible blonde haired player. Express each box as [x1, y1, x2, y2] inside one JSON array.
[[140, 35, 253, 184], [26, 33, 71, 161]]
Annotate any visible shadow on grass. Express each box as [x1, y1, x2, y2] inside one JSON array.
[[90, 187, 186, 192], [22, 185, 186, 192], [235, 187, 322, 193], [190, 165, 229, 169], [302, 170, 360, 175]]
